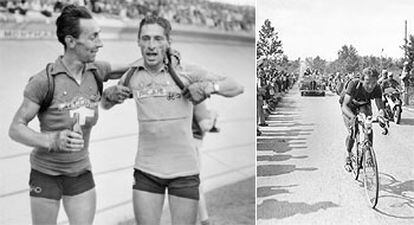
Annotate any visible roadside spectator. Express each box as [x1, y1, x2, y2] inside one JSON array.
[[40, 2, 52, 17], [400, 61, 411, 106], [7, 0, 16, 13], [16, 0, 28, 15], [257, 76, 268, 127], [53, 0, 63, 12]]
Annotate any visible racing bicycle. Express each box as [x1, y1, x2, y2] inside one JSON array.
[[349, 112, 389, 208]]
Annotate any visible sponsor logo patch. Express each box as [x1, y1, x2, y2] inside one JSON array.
[[29, 185, 42, 194]]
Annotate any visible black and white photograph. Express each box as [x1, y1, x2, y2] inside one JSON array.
[[0, 0, 255, 224], [257, 0, 414, 224]]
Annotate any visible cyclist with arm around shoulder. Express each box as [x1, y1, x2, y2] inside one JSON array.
[[8, 5, 131, 225]]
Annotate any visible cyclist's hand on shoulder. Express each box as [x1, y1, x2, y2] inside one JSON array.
[[104, 85, 131, 103]]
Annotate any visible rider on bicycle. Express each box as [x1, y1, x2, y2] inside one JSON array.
[[377, 69, 388, 85], [341, 67, 386, 172], [380, 72, 402, 92], [379, 72, 403, 119]]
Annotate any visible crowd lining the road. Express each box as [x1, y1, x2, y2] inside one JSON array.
[[256, 67, 297, 136], [256, 60, 414, 137]]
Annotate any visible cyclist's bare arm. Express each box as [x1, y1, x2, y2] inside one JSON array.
[[107, 62, 136, 80], [342, 94, 355, 119], [9, 98, 50, 149], [9, 98, 84, 152]]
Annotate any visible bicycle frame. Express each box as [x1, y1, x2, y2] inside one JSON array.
[[351, 113, 388, 208], [351, 113, 372, 180], [355, 113, 376, 146]]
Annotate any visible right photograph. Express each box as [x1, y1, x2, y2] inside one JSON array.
[[256, 0, 414, 224]]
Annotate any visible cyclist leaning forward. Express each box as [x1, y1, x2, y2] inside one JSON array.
[[341, 67, 386, 172]]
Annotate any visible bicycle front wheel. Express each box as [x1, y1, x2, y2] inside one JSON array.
[[362, 146, 379, 208], [351, 144, 361, 181]]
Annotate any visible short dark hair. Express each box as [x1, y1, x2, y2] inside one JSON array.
[[137, 15, 172, 41], [56, 5, 93, 48], [361, 67, 379, 80]]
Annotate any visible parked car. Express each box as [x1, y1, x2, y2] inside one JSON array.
[[299, 77, 326, 96]]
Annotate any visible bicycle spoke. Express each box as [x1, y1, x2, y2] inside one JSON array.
[[351, 143, 361, 180], [363, 147, 379, 208]]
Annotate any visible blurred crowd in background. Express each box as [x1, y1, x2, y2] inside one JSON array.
[[256, 67, 298, 135], [0, 0, 254, 32]]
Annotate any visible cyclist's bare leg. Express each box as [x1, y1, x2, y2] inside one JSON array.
[[343, 114, 354, 172], [63, 188, 96, 225], [345, 135, 354, 155], [198, 184, 209, 223], [133, 190, 165, 225], [168, 194, 198, 225], [31, 197, 60, 225]]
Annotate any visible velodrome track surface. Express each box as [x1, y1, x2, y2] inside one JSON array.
[[0, 37, 255, 224]]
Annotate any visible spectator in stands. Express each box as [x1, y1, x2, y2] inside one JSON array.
[[40, 1, 52, 17], [3, 0, 255, 33], [15, 0, 28, 15], [53, 0, 64, 12], [7, 0, 16, 13]]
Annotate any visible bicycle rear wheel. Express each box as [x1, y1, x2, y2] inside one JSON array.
[[362, 146, 379, 208]]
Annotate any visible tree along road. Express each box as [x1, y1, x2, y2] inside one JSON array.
[[257, 85, 414, 225]]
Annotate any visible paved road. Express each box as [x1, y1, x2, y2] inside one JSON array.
[[0, 39, 255, 224], [257, 86, 414, 225]]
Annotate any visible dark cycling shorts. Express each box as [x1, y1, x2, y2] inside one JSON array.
[[133, 169, 200, 200], [29, 169, 95, 200]]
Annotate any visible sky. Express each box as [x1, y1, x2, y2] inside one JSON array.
[[257, 0, 414, 61]]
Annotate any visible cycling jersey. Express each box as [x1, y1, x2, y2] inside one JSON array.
[[120, 59, 222, 178], [345, 79, 382, 113], [24, 56, 111, 175]]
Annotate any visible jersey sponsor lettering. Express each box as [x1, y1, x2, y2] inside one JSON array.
[[133, 83, 182, 101], [58, 96, 98, 126]]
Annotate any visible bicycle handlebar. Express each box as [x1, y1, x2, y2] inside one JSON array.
[[356, 113, 389, 135], [383, 88, 402, 95]]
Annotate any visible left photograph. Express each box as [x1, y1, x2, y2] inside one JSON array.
[[0, 1, 255, 225]]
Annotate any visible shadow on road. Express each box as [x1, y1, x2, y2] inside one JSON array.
[[257, 199, 339, 219], [266, 115, 298, 122], [264, 122, 315, 128], [260, 130, 313, 137], [399, 118, 414, 126], [257, 164, 318, 177], [257, 94, 325, 220], [257, 184, 298, 198], [257, 154, 308, 162], [257, 136, 308, 152], [375, 173, 414, 219]]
